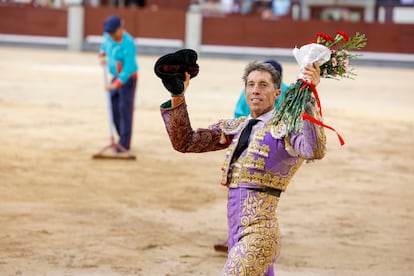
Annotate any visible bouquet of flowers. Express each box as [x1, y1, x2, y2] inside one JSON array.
[[272, 31, 367, 145]]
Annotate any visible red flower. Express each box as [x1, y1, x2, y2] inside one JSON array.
[[315, 32, 326, 40], [336, 31, 349, 42], [315, 33, 334, 46]]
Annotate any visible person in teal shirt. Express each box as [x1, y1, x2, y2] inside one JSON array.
[[99, 15, 139, 152], [233, 60, 289, 118]]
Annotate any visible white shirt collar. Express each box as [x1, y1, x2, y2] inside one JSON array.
[[247, 109, 274, 125]]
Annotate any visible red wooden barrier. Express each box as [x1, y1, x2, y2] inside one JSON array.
[[0, 6, 67, 36], [0, 6, 413, 54]]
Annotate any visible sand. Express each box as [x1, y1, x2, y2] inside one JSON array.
[[0, 46, 413, 276]]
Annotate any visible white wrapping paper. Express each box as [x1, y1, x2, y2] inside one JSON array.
[[293, 43, 331, 80]]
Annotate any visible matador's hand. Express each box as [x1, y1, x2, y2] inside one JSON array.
[[183, 72, 190, 93], [171, 72, 190, 107], [302, 63, 321, 86]]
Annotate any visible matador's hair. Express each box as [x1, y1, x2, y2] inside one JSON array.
[[242, 60, 281, 89]]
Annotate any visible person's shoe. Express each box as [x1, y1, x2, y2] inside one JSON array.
[[213, 239, 228, 253]]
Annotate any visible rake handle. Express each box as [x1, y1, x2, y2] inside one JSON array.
[[103, 65, 115, 142]]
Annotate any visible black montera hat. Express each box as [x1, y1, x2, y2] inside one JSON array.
[[154, 49, 199, 95]]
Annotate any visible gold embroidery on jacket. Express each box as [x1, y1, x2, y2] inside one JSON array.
[[220, 117, 247, 135], [250, 140, 270, 157], [228, 157, 304, 191], [222, 191, 280, 275]]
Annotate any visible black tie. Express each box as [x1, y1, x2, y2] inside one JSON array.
[[232, 119, 260, 163]]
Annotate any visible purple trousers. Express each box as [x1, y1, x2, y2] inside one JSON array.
[[221, 187, 280, 276]]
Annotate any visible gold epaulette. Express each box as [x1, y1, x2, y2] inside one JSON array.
[[219, 117, 247, 135], [270, 120, 287, 139]]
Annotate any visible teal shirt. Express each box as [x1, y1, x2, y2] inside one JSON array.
[[234, 82, 289, 118], [100, 31, 138, 84]]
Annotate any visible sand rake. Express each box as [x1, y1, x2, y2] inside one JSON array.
[[92, 65, 136, 160]]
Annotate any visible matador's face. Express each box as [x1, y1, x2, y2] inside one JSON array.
[[245, 70, 280, 118]]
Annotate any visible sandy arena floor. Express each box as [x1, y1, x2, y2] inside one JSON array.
[[0, 46, 413, 276]]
